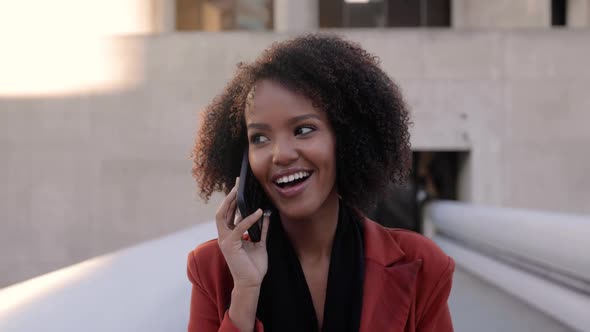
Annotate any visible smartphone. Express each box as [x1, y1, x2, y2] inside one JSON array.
[[237, 148, 271, 242]]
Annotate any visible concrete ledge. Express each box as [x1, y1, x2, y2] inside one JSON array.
[[0, 222, 217, 332], [436, 235, 590, 332], [425, 200, 590, 288]]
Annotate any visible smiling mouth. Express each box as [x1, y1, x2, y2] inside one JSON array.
[[273, 171, 312, 189]]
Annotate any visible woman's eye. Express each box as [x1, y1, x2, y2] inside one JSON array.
[[250, 134, 269, 144], [295, 126, 314, 136]]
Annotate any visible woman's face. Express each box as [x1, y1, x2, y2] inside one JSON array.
[[245, 79, 337, 220]]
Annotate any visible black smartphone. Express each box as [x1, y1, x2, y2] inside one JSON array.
[[237, 148, 271, 242]]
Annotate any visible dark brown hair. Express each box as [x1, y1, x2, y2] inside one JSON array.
[[192, 34, 411, 212]]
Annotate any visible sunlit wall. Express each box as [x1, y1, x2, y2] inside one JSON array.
[[0, 0, 169, 97]]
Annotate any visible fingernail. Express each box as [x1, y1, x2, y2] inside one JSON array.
[[235, 177, 239, 186], [263, 210, 272, 217]]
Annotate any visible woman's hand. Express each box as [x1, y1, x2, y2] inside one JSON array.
[[215, 178, 271, 290]]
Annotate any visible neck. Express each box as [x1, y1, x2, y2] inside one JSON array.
[[279, 190, 340, 264]]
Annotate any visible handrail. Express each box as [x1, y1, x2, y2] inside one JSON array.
[[424, 200, 590, 289], [435, 235, 590, 332], [0, 222, 218, 332], [424, 200, 590, 332]]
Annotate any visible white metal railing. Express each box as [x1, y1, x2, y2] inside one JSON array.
[[424, 200, 590, 332], [0, 222, 218, 332]]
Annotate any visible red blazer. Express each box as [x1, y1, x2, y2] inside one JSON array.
[[187, 218, 455, 331]]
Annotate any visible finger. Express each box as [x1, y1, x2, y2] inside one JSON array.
[[229, 201, 241, 230], [215, 180, 239, 237], [215, 185, 236, 223], [224, 177, 240, 227], [230, 208, 263, 241], [259, 210, 271, 245], [224, 189, 237, 222], [216, 177, 239, 216]]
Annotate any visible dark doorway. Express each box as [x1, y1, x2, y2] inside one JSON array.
[[369, 151, 465, 233]]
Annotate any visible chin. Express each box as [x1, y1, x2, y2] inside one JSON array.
[[273, 197, 319, 221], [277, 208, 311, 221]]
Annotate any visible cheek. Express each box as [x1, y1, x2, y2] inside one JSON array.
[[316, 137, 337, 179], [248, 149, 269, 182]]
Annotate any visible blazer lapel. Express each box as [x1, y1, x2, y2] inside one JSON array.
[[360, 219, 422, 332]]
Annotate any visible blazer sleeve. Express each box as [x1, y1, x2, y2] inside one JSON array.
[[416, 256, 455, 331], [186, 250, 265, 332]]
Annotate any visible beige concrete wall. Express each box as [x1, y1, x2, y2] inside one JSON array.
[[453, 0, 551, 28], [568, 0, 590, 27], [151, 0, 176, 33], [274, 0, 318, 31], [1, 30, 590, 287]]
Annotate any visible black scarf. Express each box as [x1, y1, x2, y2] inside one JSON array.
[[257, 203, 365, 332]]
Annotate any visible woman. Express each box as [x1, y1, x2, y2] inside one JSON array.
[[188, 34, 454, 332]]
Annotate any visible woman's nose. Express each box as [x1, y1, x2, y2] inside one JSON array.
[[272, 139, 298, 166]]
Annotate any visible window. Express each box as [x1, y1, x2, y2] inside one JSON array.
[[176, 0, 272, 31], [551, 0, 567, 26], [320, 0, 451, 28], [387, 0, 451, 27]]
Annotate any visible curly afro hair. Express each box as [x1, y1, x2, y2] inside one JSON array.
[[192, 34, 411, 213]]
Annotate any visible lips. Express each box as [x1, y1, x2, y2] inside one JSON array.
[[270, 170, 313, 198], [270, 167, 313, 183], [274, 170, 311, 186]]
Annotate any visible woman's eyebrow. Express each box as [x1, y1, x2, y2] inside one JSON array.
[[247, 123, 270, 130], [288, 114, 320, 124], [247, 114, 320, 130]]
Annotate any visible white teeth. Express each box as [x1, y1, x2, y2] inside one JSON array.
[[275, 171, 310, 185]]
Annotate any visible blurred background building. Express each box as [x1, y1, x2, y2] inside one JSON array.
[[1, 1, 589, 330]]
